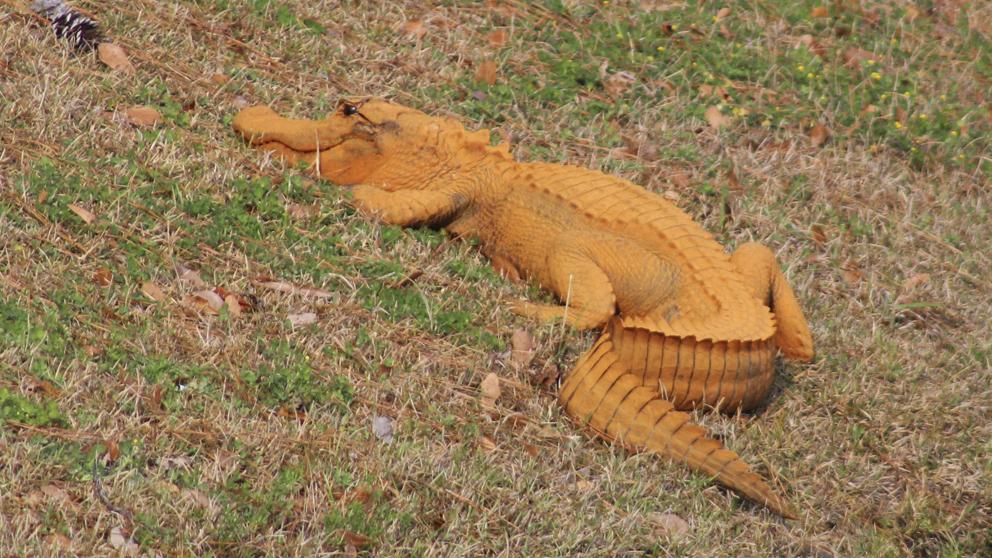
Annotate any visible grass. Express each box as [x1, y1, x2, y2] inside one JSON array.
[[1, 0, 990, 555]]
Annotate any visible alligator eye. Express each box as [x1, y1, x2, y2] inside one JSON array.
[[343, 103, 359, 116]]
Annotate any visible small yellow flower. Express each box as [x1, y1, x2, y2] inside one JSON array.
[[940, 94, 947, 101], [911, 147, 917, 152], [950, 130, 958, 137], [894, 121, 903, 129], [880, 93, 889, 100], [870, 72, 882, 80], [918, 113, 927, 120], [866, 59, 875, 66], [657, 46, 666, 52], [890, 37, 898, 45], [761, 119, 772, 127], [671, 24, 679, 30], [807, 72, 814, 79], [797, 64, 805, 71], [616, 32, 623, 39]]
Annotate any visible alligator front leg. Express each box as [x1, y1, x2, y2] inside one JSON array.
[[730, 242, 814, 361], [509, 245, 618, 330], [511, 232, 679, 330], [561, 330, 797, 518], [350, 184, 468, 228]]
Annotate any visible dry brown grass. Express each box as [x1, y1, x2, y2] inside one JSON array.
[[1, 0, 990, 556]]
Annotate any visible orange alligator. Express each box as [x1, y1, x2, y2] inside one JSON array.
[[233, 98, 814, 518]]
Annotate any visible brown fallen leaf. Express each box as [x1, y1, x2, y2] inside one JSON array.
[[93, 268, 113, 287], [108, 526, 139, 556], [475, 59, 498, 86], [287, 312, 318, 326], [715, 7, 731, 20], [842, 46, 877, 68], [177, 265, 207, 289], [487, 29, 508, 48], [811, 224, 827, 245], [811, 6, 829, 18], [141, 281, 168, 302], [478, 435, 497, 453], [342, 530, 372, 549], [809, 123, 830, 147], [210, 73, 229, 85], [223, 294, 242, 318], [898, 273, 930, 303], [894, 106, 908, 125], [905, 5, 920, 23], [401, 19, 427, 39], [125, 106, 162, 127], [479, 372, 501, 409], [604, 71, 637, 98], [97, 43, 134, 73], [510, 328, 536, 366], [648, 512, 690, 539], [68, 203, 96, 223], [704, 106, 731, 129]]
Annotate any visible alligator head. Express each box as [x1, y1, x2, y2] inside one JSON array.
[[233, 98, 509, 186]]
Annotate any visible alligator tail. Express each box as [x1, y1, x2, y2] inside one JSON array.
[[559, 330, 797, 519]]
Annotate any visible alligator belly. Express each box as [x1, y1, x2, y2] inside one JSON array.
[[606, 317, 776, 412]]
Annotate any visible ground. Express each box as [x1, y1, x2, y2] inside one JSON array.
[[1, 0, 990, 556]]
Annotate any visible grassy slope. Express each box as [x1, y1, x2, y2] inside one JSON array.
[[1, 0, 990, 555]]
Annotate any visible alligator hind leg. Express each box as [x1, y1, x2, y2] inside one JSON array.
[[730, 242, 814, 361]]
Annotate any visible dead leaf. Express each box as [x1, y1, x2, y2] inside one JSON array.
[[342, 530, 372, 549], [894, 106, 908, 125], [287, 312, 318, 326], [41, 484, 72, 505], [97, 43, 134, 73], [811, 6, 829, 18], [900, 273, 930, 294], [905, 5, 920, 22], [704, 106, 731, 129], [604, 71, 637, 98], [254, 279, 334, 299], [210, 73, 229, 85], [68, 203, 95, 223], [108, 526, 139, 556], [842, 261, 863, 286], [648, 512, 690, 539], [175, 266, 206, 289], [141, 281, 167, 302], [105, 439, 120, 463], [194, 289, 225, 311], [522, 442, 541, 457], [93, 267, 113, 287], [811, 224, 827, 245], [224, 294, 242, 318], [478, 435, 497, 453], [402, 19, 427, 39], [475, 59, 498, 85], [842, 47, 876, 68], [809, 123, 830, 147], [181, 488, 211, 508], [715, 7, 731, 20], [372, 416, 394, 444], [125, 106, 161, 127], [479, 372, 501, 409], [510, 328, 536, 366], [669, 170, 690, 190], [725, 169, 743, 192], [286, 202, 320, 220], [487, 29, 508, 47]]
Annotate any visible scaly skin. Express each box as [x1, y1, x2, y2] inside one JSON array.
[[233, 98, 815, 518]]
